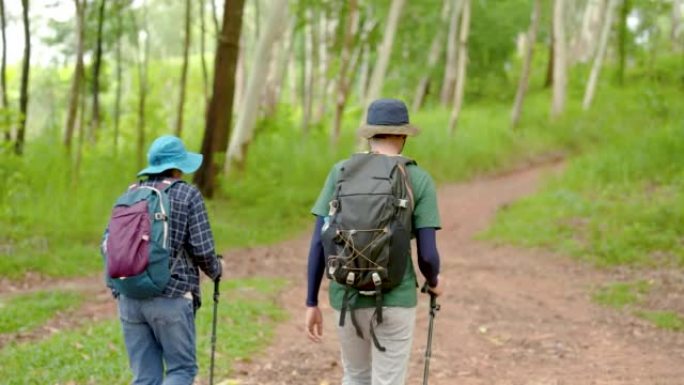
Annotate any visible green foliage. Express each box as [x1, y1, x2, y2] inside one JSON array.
[[0, 278, 285, 385], [485, 81, 684, 267], [636, 310, 684, 331], [0, 291, 84, 335], [592, 281, 650, 309]]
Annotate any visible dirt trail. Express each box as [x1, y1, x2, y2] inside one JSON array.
[[222, 163, 684, 385]]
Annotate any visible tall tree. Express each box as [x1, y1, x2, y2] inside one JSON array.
[[175, 0, 192, 136], [200, 0, 209, 102], [551, 0, 567, 117], [0, 0, 8, 142], [225, 0, 289, 173], [447, 0, 471, 134], [64, 0, 86, 153], [617, 0, 631, 85], [510, 0, 541, 129], [672, 0, 682, 50], [133, 4, 150, 170], [440, 0, 464, 106], [15, 0, 30, 155], [363, 0, 406, 120], [583, 0, 618, 110], [113, 3, 123, 154], [574, 0, 606, 62], [332, 0, 359, 144], [413, 0, 451, 111], [194, 0, 246, 198], [89, 0, 106, 143]]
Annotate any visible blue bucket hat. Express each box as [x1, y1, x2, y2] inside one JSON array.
[[358, 98, 420, 139], [137, 135, 203, 176]]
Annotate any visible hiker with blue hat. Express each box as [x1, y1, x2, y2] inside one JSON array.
[[305, 99, 444, 384], [102, 135, 222, 385]]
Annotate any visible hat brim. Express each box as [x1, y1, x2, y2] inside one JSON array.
[[357, 124, 420, 139], [137, 152, 203, 176]]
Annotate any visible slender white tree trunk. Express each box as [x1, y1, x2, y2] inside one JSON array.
[[672, 0, 682, 50], [551, 0, 567, 118], [583, 0, 618, 110], [224, 0, 289, 174], [575, 0, 606, 62], [233, 35, 246, 113], [363, 0, 406, 118], [440, 0, 464, 106], [447, 0, 471, 134], [510, 0, 541, 129], [412, 0, 451, 111]]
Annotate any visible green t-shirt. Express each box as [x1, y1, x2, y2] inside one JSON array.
[[311, 157, 441, 310]]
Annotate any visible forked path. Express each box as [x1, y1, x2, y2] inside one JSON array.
[[224, 162, 684, 385]]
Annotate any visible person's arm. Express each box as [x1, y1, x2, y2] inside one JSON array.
[[187, 187, 221, 281], [305, 216, 326, 342], [306, 216, 326, 307], [416, 227, 440, 288]]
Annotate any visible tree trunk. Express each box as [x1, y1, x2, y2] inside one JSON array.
[[412, 0, 451, 112], [617, 0, 631, 85], [175, 0, 192, 137], [15, 0, 30, 155], [225, 0, 289, 174], [583, 0, 618, 110], [544, 32, 554, 88], [672, 0, 682, 50], [447, 0, 471, 134], [200, 0, 209, 103], [64, 0, 85, 153], [510, 0, 541, 129], [363, 0, 406, 120], [135, 4, 150, 170], [0, 0, 9, 142], [114, 3, 123, 154], [234, 36, 246, 112], [575, 0, 606, 62], [210, 0, 221, 36], [193, 0, 246, 198], [314, 9, 331, 125], [551, 0, 567, 118], [73, 72, 87, 185], [263, 20, 293, 117], [332, 0, 359, 144], [440, 0, 464, 106], [302, 9, 317, 133], [89, 0, 106, 143]]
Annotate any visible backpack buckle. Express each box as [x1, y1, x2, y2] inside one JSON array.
[[346, 272, 356, 285], [372, 272, 382, 288], [397, 199, 408, 208], [154, 213, 166, 221], [328, 200, 339, 216]]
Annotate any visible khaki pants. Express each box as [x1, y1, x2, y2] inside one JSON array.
[[334, 307, 416, 385]]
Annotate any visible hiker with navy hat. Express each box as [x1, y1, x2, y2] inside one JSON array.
[[305, 99, 444, 385], [102, 135, 222, 385]]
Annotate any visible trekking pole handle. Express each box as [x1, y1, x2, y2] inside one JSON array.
[[421, 282, 441, 313]]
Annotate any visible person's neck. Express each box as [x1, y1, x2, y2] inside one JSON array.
[[370, 144, 400, 155]]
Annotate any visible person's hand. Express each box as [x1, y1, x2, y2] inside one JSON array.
[[215, 255, 224, 282], [427, 275, 444, 297], [305, 306, 323, 343]]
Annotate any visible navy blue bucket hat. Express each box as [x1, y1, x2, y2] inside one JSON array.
[[358, 98, 420, 139], [137, 135, 203, 176]]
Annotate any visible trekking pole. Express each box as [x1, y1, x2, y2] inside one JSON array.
[[421, 283, 440, 385], [209, 276, 220, 385]]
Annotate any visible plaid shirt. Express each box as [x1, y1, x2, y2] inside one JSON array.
[[109, 178, 221, 309]]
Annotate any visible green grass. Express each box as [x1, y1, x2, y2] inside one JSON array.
[[592, 281, 651, 309], [484, 87, 684, 267], [636, 311, 684, 331], [0, 278, 285, 385], [0, 290, 85, 335]]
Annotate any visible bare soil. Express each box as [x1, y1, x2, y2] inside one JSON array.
[[4, 162, 684, 384], [222, 163, 684, 385]]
